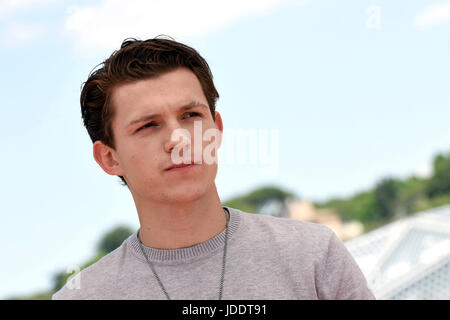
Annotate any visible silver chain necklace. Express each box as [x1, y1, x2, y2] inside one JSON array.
[[137, 208, 230, 300]]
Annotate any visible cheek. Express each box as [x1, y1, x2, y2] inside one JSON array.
[[201, 129, 221, 163], [126, 144, 159, 174]]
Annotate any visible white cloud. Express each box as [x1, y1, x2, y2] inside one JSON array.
[[64, 0, 310, 54], [1, 21, 46, 46], [414, 1, 450, 29], [0, 0, 59, 16]]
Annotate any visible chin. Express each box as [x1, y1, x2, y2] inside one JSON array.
[[165, 189, 207, 204], [130, 179, 203, 202], [178, 187, 208, 201]]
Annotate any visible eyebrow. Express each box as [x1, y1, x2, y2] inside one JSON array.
[[125, 101, 209, 131]]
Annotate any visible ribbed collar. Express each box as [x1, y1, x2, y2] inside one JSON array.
[[127, 206, 242, 264]]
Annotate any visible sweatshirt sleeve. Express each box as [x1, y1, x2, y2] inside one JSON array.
[[315, 230, 376, 300]]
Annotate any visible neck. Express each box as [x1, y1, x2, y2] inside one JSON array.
[[134, 185, 226, 249]]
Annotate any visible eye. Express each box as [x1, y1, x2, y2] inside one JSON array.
[[137, 122, 157, 131], [184, 112, 201, 119], [136, 112, 202, 133]]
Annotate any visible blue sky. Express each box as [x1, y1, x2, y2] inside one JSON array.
[[0, 0, 449, 298]]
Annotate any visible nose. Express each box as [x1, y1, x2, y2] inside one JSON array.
[[164, 122, 192, 156]]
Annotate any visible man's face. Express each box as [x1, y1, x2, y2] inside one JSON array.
[[96, 67, 223, 204]]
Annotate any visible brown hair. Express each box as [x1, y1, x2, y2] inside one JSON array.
[[80, 36, 220, 187]]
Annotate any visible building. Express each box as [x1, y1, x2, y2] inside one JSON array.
[[259, 198, 364, 241], [287, 200, 364, 241], [344, 204, 450, 299]]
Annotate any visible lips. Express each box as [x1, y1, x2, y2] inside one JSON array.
[[165, 163, 195, 171]]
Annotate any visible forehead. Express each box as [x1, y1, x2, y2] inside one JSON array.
[[110, 67, 208, 131]]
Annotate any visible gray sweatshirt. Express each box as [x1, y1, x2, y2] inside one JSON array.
[[52, 206, 375, 300]]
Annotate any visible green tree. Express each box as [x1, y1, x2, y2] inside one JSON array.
[[246, 185, 296, 208], [374, 177, 399, 220], [222, 196, 258, 213], [427, 152, 450, 198], [51, 225, 133, 294], [222, 185, 297, 213], [97, 225, 134, 254], [316, 190, 378, 225], [395, 175, 428, 214], [52, 251, 106, 293]]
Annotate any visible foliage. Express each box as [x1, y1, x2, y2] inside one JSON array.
[[6, 290, 53, 300], [427, 152, 450, 198], [52, 251, 107, 293], [374, 177, 399, 220], [222, 184, 298, 213], [316, 190, 379, 226], [44, 225, 133, 298], [245, 185, 296, 206], [222, 196, 258, 213], [316, 151, 450, 229], [412, 193, 450, 212], [395, 175, 428, 214], [97, 226, 134, 255]]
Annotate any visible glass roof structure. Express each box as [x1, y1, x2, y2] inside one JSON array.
[[345, 205, 450, 299]]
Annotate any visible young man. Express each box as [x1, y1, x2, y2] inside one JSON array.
[[52, 37, 375, 300]]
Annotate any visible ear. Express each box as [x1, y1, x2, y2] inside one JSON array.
[[93, 141, 125, 177], [214, 111, 224, 148]]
